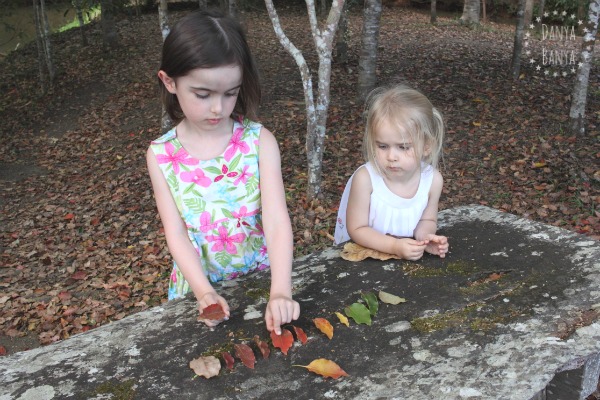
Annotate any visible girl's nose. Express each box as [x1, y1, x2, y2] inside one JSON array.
[[210, 97, 223, 115]]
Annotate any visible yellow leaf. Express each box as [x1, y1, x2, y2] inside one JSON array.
[[294, 358, 349, 379], [335, 312, 349, 327], [472, 121, 481, 127], [313, 318, 334, 339]]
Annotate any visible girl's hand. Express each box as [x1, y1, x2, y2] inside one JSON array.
[[265, 295, 300, 335], [197, 292, 230, 328], [394, 238, 427, 261], [423, 234, 449, 258]]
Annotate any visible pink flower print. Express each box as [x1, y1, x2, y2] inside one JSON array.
[[206, 226, 246, 254], [214, 164, 238, 183], [156, 142, 198, 174], [233, 165, 253, 186], [224, 127, 250, 162], [258, 263, 269, 271], [259, 246, 267, 257], [232, 206, 259, 228], [250, 222, 264, 237], [199, 212, 227, 233], [170, 269, 177, 283], [180, 168, 211, 187]]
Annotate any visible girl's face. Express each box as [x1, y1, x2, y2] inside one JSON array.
[[373, 118, 422, 181], [160, 64, 242, 130]]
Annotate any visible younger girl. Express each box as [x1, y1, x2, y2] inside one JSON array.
[[147, 10, 300, 335], [334, 84, 449, 260]]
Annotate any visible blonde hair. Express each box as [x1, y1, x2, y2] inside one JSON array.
[[362, 84, 444, 176]]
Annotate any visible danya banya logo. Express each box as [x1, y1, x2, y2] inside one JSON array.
[[524, 10, 585, 78]]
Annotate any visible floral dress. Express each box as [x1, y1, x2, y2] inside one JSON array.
[[150, 115, 269, 300]]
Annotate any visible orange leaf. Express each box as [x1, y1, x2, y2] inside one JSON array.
[[313, 318, 333, 339], [270, 328, 294, 355], [253, 335, 270, 359], [294, 358, 349, 379], [222, 351, 235, 370], [64, 213, 75, 220], [292, 326, 308, 344], [198, 304, 226, 321], [234, 343, 255, 369]]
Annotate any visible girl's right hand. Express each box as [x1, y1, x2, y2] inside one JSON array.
[[394, 238, 427, 261], [197, 291, 231, 328]]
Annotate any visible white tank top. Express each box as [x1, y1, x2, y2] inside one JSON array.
[[334, 162, 434, 244]]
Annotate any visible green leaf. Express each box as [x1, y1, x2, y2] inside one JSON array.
[[222, 208, 234, 219], [361, 292, 379, 316], [344, 303, 372, 326], [215, 251, 232, 268], [204, 166, 222, 175], [378, 290, 406, 305], [184, 198, 206, 214], [228, 153, 242, 171]]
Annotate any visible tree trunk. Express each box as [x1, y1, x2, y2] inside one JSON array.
[[158, 0, 172, 132], [569, 0, 599, 135], [481, 0, 486, 23], [523, 0, 534, 27], [538, 0, 545, 22], [101, 0, 118, 49], [39, 0, 55, 82], [431, 0, 437, 24], [73, 0, 88, 46], [198, 0, 207, 9], [33, 0, 47, 93], [460, 0, 480, 25], [229, 0, 238, 18], [335, 0, 348, 64], [357, 0, 382, 101], [511, 0, 526, 79], [264, 0, 345, 200]]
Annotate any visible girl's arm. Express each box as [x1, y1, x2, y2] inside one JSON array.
[[413, 169, 443, 240], [346, 167, 427, 260], [146, 147, 230, 324], [258, 127, 300, 334]]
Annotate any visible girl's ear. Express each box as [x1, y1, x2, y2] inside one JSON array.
[[158, 70, 176, 94]]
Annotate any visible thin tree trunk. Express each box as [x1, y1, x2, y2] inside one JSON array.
[[569, 0, 599, 135], [33, 0, 47, 93], [199, 0, 207, 9], [431, 0, 437, 24], [336, 0, 348, 64], [511, 0, 526, 79], [357, 0, 382, 101], [524, 0, 534, 27], [158, 0, 172, 132], [538, 0, 545, 22], [481, 0, 486, 23], [101, 0, 118, 49], [229, 0, 238, 18], [73, 0, 88, 46], [264, 0, 345, 199]]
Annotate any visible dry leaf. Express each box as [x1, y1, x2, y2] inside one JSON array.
[[234, 343, 256, 369], [254, 335, 270, 359], [198, 303, 226, 321], [340, 242, 401, 261], [270, 328, 294, 355], [314, 318, 334, 339], [335, 312, 349, 327], [294, 358, 349, 379], [292, 325, 308, 344], [189, 355, 221, 378], [222, 351, 235, 370]]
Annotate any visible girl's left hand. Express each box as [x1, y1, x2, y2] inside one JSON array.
[[265, 295, 300, 335]]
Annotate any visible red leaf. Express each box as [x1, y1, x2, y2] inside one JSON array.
[[198, 304, 226, 321], [270, 328, 294, 355], [234, 343, 255, 369], [222, 351, 235, 370], [64, 213, 75, 220], [70, 271, 86, 280], [0, 345, 6, 356], [253, 335, 270, 359], [292, 325, 308, 344]]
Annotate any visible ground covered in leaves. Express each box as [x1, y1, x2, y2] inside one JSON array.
[[0, 3, 598, 355]]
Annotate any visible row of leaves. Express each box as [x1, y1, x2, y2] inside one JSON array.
[[189, 290, 406, 379]]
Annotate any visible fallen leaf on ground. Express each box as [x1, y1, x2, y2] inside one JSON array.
[[294, 358, 349, 379], [362, 292, 379, 316], [254, 335, 270, 359], [234, 343, 256, 369], [378, 290, 406, 305], [270, 328, 294, 355], [340, 242, 401, 261], [222, 351, 235, 369], [335, 311, 350, 327], [189, 355, 221, 378], [198, 303, 226, 321], [345, 303, 372, 325], [314, 317, 334, 339], [292, 325, 308, 344]]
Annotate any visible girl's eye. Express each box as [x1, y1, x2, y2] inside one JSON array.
[[377, 144, 387, 149], [226, 92, 239, 97], [195, 93, 209, 99]]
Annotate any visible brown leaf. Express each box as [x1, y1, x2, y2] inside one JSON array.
[[198, 304, 226, 321], [340, 242, 400, 261], [253, 335, 270, 359], [234, 343, 255, 369], [221, 351, 235, 370], [189, 355, 221, 378]]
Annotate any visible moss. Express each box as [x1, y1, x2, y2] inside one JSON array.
[[446, 260, 478, 276], [402, 262, 447, 278], [243, 281, 270, 301], [411, 305, 477, 333], [93, 379, 136, 400]]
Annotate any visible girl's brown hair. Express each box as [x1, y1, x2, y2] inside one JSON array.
[[159, 10, 261, 124]]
